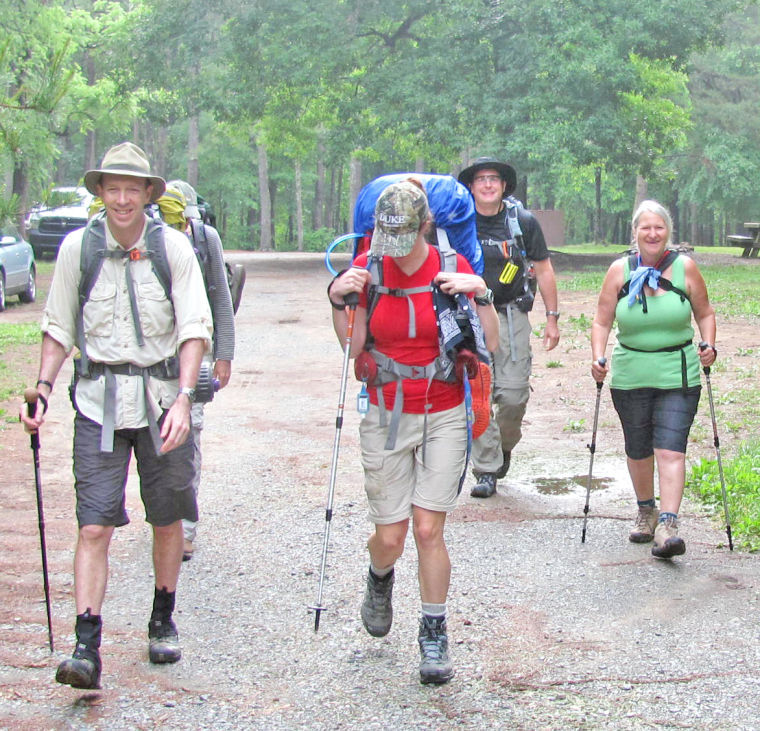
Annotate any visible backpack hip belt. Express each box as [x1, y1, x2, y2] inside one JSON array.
[[369, 349, 456, 452]]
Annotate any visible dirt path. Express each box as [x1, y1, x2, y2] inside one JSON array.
[[1, 251, 759, 729]]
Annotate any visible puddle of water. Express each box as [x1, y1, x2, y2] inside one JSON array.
[[533, 474, 613, 495]]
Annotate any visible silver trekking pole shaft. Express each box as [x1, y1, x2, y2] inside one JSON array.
[[311, 294, 359, 631], [699, 344, 733, 551], [582, 358, 606, 543]]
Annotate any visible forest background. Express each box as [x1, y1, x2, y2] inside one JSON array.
[[2, 0, 760, 251]]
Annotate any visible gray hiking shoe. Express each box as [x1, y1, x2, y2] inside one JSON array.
[[470, 473, 497, 498], [418, 615, 453, 685], [148, 618, 182, 664], [629, 505, 659, 543], [495, 450, 512, 479], [651, 517, 686, 559], [360, 569, 394, 637]]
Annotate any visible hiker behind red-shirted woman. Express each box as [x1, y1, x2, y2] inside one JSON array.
[[19, 142, 213, 689], [458, 157, 560, 499], [327, 179, 498, 685], [590, 199, 716, 559]]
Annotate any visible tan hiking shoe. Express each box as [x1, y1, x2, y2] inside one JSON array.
[[652, 516, 686, 559], [629, 505, 659, 543]]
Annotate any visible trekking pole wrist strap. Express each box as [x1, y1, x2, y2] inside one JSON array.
[[327, 270, 349, 310]]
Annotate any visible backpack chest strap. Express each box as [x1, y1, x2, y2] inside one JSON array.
[[373, 284, 432, 338]]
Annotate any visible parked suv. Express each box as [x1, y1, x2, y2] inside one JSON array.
[[26, 186, 93, 258]]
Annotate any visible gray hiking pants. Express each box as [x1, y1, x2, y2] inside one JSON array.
[[471, 305, 532, 475]]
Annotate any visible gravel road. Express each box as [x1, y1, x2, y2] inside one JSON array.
[[1, 252, 759, 730]]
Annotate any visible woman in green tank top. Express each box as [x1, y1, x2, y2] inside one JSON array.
[[590, 200, 717, 560]]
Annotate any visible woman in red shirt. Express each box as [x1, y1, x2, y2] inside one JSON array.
[[329, 179, 498, 685]]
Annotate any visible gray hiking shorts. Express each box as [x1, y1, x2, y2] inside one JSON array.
[[73, 411, 198, 528]]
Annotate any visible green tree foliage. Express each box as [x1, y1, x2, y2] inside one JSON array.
[[3, 0, 760, 248]]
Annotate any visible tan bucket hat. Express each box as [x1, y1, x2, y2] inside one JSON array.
[[84, 142, 166, 201]]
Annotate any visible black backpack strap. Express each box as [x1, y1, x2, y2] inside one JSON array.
[[188, 219, 211, 287], [144, 219, 171, 302], [617, 251, 689, 307], [77, 215, 108, 376]]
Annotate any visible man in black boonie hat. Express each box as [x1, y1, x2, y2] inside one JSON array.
[[458, 157, 561, 498]]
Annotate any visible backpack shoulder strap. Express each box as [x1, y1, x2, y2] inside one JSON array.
[[78, 214, 108, 306], [617, 251, 689, 302], [436, 228, 458, 273], [365, 256, 383, 327], [504, 198, 524, 241], [145, 219, 172, 302]]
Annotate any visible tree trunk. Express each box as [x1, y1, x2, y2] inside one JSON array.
[[83, 54, 98, 172], [295, 158, 304, 251], [634, 175, 648, 211], [673, 196, 680, 245], [690, 202, 698, 246], [593, 166, 602, 244], [257, 141, 272, 251], [12, 158, 29, 232], [155, 125, 168, 178], [188, 114, 200, 187], [313, 136, 326, 230], [415, 157, 424, 173], [332, 165, 343, 233], [326, 166, 336, 230], [349, 156, 362, 230]]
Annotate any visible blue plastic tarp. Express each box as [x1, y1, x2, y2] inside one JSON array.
[[352, 173, 483, 275]]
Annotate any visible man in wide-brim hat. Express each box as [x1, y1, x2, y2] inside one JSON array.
[[20, 141, 213, 689], [458, 156, 560, 499]]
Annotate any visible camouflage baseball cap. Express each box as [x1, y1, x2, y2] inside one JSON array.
[[370, 180, 429, 258]]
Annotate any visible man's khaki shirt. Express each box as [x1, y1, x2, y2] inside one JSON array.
[[42, 216, 213, 429]]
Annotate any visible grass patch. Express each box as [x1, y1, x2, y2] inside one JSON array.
[[698, 264, 760, 319], [688, 441, 760, 550], [0, 323, 41, 405]]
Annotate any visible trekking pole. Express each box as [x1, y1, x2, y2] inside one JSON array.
[[699, 343, 733, 551], [310, 292, 359, 631], [24, 388, 54, 651], [581, 358, 606, 543]]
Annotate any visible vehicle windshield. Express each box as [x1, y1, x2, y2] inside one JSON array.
[[43, 187, 90, 209]]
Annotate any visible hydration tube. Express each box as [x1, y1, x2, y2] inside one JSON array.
[[325, 233, 363, 276]]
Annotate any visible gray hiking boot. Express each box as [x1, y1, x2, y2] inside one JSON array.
[[495, 450, 512, 479], [360, 568, 394, 637], [629, 505, 659, 543], [651, 516, 686, 559], [418, 615, 453, 685], [148, 617, 182, 664], [470, 473, 497, 498]]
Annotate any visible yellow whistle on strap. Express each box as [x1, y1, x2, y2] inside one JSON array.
[[499, 261, 519, 284]]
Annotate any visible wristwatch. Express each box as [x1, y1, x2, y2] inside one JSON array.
[[474, 288, 494, 306], [178, 386, 196, 402], [545, 310, 560, 319]]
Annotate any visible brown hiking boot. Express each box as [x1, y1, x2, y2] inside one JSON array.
[[652, 516, 686, 559], [629, 505, 659, 543]]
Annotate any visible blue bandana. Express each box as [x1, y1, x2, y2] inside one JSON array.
[[627, 258, 663, 307]]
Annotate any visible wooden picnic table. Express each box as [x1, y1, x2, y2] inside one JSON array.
[[726, 222, 760, 257]]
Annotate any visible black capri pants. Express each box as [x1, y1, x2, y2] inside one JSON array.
[[610, 386, 701, 460]]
